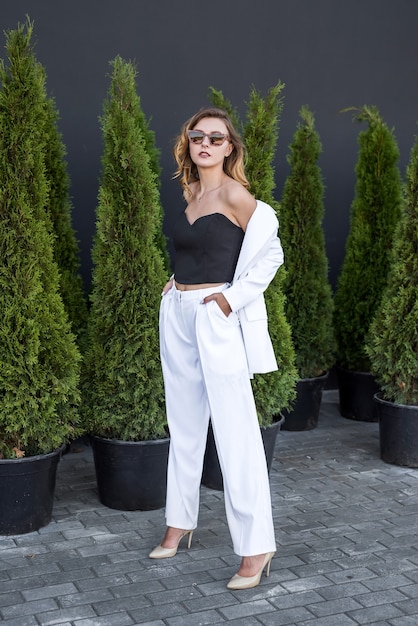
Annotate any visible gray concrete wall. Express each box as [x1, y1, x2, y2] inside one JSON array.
[[2, 1, 417, 289]]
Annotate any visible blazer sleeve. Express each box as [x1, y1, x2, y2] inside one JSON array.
[[223, 234, 284, 313]]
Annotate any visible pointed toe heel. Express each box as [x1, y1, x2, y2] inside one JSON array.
[[226, 551, 275, 590], [148, 530, 193, 559]]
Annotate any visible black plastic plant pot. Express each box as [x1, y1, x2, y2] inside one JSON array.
[[281, 373, 328, 431], [0, 445, 64, 535], [201, 421, 223, 491], [336, 366, 380, 422], [374, 392, 418, 467], [201, 416, 284, 492], [262, 415, 285, 470], [90, 435, 169, 511]]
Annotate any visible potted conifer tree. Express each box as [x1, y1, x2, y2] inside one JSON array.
[[82, 57, 168, 511], [366, 131, 418, 466], [0, 20, 81, 534], [279, 106, 336, 430], [333, 106, 402, 421], [202, 84, 297, 489]]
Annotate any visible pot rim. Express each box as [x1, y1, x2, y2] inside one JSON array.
[[374, 391, 418, 411], [298, 371, 329, 383], [89, 434, 170, 447], [0, 443, 65, 465]]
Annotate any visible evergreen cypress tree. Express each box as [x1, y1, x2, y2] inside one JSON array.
[[333, 106, 402, 371], [209, 84, 297, 425], [0, 19, 81, 459], [43, 96, 89, 345], [82, 56, 167, 441], [366, 133, 418, 405], [243, 83, 283, 208], [280, 106, 335, 378]]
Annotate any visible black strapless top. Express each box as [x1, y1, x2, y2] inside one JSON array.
[[173, 212, 245, 284]]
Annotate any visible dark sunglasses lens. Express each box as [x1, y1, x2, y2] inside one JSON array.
[[209, 134, 226, 145], [188, 131, 204, 144]]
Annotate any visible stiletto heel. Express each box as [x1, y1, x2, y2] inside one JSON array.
[[226, 551, 275, 590], [148, 530, 193, 559]]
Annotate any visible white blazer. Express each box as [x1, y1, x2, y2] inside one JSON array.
[[224, 200, 284, 376]]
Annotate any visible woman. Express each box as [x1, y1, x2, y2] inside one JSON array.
[[149, 107, 283, 590]]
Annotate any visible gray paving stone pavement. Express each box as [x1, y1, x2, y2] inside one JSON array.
[[1, 390, 418, 625]]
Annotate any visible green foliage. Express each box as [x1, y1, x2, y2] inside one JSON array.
[[134, 101, 161, 184], [133, 93, 171, 272], [209, 83, 297, 424], [254, 268, 298, 427], [82, 56, 167, 441], [366, 133, 418, 405], [280, 106, 335, 378], [243, 82, 284, 209], [43, 96, 89, 346], [333, 106, 402, 371], [0, 19, 81, 459]]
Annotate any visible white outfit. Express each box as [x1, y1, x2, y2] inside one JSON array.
[[159, 200, 283, 556]]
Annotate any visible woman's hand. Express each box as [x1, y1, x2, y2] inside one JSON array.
[[162, 278, 174, 295], [202, 292, 232, 317]]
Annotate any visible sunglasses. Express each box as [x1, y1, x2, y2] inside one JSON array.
[[187, 130, 230, 146]]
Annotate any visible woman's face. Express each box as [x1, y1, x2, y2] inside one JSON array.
[[188, 117, 233, 169]]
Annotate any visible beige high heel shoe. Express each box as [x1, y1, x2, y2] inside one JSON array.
[[226, 551, 275, 590], [148, 530, 193, 559]]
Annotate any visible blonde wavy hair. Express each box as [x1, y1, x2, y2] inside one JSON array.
[[173, 107, 249, 199]]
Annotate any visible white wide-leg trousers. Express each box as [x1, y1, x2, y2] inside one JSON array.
[[159, 283, 276, 556]]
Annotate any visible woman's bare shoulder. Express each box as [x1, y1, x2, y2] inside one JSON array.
[[222, 181, 256, 230]]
